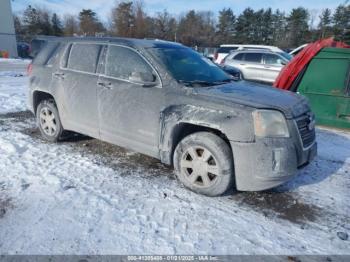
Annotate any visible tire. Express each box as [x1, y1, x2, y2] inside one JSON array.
[[36, 99, 64, 142], [173, 132, 234, 196]]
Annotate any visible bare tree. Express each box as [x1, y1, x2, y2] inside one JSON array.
[[63, 14, 79, 36]]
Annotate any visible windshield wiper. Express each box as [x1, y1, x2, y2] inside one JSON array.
[[212, 79, 233, 85], [178, 79, 232, 87], [178, 80, 213, 87]]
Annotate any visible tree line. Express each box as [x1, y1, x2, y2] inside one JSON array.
[[14, 1, 350, 48]]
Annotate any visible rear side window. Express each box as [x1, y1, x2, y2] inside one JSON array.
[[218, 47, 238, 53], [233, 53, 244, 61], [33, 42, 59, 65], [67, 43, 102, 73], [244, 53, 262, 63], [105, 45, 153, 79], [264, 54, 282, 65], [46, 44, 63, 66]]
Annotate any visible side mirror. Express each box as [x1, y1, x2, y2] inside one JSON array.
[[279, 59, 287, 65], [129, 72, 157, 87], [206, 56, 214, 61], [222, 66, 241, 81]]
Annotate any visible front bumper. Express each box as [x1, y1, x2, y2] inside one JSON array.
[[230, 137, 317, 191]]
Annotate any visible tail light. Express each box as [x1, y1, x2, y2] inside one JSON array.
[[27, 63, 33, 75]]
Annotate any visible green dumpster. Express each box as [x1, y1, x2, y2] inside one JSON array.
[[298, 47, 350, 129]]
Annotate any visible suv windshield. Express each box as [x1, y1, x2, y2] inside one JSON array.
[[150, 47, 231, 86], [278, 52, 293, 61]]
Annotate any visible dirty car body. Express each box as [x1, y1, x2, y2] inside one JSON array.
[[28, 37, 317, 195]]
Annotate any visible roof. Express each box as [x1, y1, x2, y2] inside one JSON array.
[[219, 44, 282, 52], [230, 49, 281, 54], [34, 36, 184, 49]]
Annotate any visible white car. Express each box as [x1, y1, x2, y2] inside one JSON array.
[[289, 44, 308, 56], [214, 44, 284, 64], [222, 49, 292, 84]]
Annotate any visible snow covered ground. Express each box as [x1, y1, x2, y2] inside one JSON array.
[[0, 59, 30, 113], [0, 59, 349, 255]]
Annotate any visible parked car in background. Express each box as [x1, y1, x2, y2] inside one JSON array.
[[28, 37, 316, 196], [289, 44, 308, 56], [214, 44, 284, 64], [17, 42, 31, 58], [199, 47, 217, 61], [220, 65, 242, 81], [222, 50, 292, 84]]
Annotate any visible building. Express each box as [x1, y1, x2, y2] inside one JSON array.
[[0, 0, 18, 57]]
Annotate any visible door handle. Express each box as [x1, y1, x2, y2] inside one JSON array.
[[97, 81, 112, 89], [53, 72, 65, 79]]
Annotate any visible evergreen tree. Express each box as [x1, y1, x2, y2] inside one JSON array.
[[22, 5, 41, 36], [177, 10, 200, 46], [79, 9, 105, 36], [177, 10, 216, 47], [216, 8, 236, 44], [111, 2, 135, 37], [332, 4, 350, 41], [271, 10, 288, 48], [39, 10, 53, 35], [261, 8, 274, 45], [235, 8, 256, 44], [318, 8, 332, 39], [286, 7, 310, 47], [51, 13, 63, 36]]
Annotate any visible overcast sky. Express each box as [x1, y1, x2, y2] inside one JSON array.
[[12, 0, 344, 21]]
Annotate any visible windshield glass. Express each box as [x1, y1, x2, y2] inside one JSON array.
[[149, 47, 231, 85], [278, 52, 293, 61]]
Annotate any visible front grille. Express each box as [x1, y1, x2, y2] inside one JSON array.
[[296, 113, 316, 148]]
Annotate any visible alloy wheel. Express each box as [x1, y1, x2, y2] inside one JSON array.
[[180, 146, 220, 188], [39, 107, 57, 136]]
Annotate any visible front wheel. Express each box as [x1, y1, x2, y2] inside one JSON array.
[[36, 99, 64, 142], [173, 132, 234, 196]]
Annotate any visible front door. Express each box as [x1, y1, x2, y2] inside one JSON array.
[[97, 45, 164, 157], [262, 53, 284, 83], [241, 52, 264, 81]]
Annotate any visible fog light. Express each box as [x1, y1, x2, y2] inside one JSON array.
[[272, 149, 282, 172]]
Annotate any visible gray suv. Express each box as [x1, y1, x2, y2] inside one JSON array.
[[28, 37, 317, 196], [223, 50, 291, 84]]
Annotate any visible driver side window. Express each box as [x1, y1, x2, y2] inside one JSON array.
[[105, 45, 153, 80], [264, 54, 283, 65]]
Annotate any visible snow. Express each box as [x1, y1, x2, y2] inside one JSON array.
[[0, 59, 349, 255], [0, 59, 30, 113]]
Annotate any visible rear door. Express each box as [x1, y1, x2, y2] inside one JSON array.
[[53, 42, 103, 137], [262, 53, 285, 83], [30, 41, 61, 93], [241, 52, 263, 81]]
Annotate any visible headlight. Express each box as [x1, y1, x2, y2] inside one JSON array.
[[252, 110, 289, 137]]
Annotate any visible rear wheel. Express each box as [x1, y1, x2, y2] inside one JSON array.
[[36, 99, 64, 142], [173, 132, 234, 196]]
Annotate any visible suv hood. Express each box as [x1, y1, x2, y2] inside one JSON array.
[[193, 81, 310, 119]]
